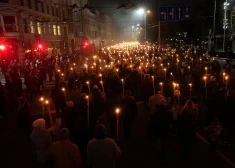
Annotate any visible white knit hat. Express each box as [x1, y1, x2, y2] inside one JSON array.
[[33, 118, 46, 128]]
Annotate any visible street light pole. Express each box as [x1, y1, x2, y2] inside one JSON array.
[[213, 0, 216, 37], [223, 0, 229, 51], [145, 12, 147, 41]]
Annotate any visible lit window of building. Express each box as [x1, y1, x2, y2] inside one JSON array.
[[37, 22, 42, 34], [43, 24, 46, 34], [53, 25, 57, 35], [57, 26, 61, 35], [30, 21, 34, 33], [48, 24, 51, 34]]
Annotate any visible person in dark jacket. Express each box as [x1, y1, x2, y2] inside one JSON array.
[[51, 84, 66, 118], [121, 90, 137, 137], [221, 89, 235, 146], [16, 97, 31, 141], [147, 99, 173, 161], [178, 100, 198, 159]]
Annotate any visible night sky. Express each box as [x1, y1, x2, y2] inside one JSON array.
[[88, 0, 216, 39]]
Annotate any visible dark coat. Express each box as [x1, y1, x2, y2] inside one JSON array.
[[147, 105, 173, 140]]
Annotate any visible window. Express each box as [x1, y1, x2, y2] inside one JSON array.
[[30, 21, 34, 33], [41, 2, 44, 12], [28, 0, 31, 8], [56, 8, 59, 17], [53, 25, 57, 35], [35, 0, 38, 11], [3, 16, 16, 32], [57, 26, 61, 35], [51, 6, 54, 16], [37, 22, 42, 34], [48, 25, 51, 34], [23, 19, 28, 33], [47, 4, 49, 14], [64, 26, 67, 36], [43, 24, 46, 34], [20, 0, 24, 6]]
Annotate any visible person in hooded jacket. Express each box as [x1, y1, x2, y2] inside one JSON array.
[[90, 85, 104, 126], [178, 100, 198, 159], [16, 97, 31, 141], [30, 118, 52, 168], [121, 90, 137, 137], [51, 83, 66, 118], [221, 89, 235, 146], [147, 99, 173, 161]]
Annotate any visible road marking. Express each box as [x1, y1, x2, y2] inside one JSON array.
[[196, 133, 235, 168]]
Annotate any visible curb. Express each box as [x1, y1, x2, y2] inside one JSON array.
[[196, 133, 235, 168]]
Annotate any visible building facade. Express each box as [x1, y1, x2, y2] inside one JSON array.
[[0, 0, 114, 60]]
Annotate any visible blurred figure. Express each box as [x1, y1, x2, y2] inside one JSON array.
[[30, 118, 52, 168], [121, 90, 137, 137], [51, 83, 66, 118], [211, 60, 221, 81], [64, 101, 78, 133], [87, 125, 121, 168], [148, 87, 166, 114], [105, 90, 120, 139], [141, 74, 153, 104], [178, 100, 198, 159], [147, 99, 173, 162], [221, 89, 235, 146], [46, 128, 83, 168], [0, 81, 8, 118], [224, 59, 232, 74], [16, 97, 31, 141], [48, 118, 62, 142], [206, 76, 219, 125], [69, 83, 82, 108], [90, 85, 104, 126]]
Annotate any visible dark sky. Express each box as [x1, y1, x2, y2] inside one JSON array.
[[88, 0, 211, 40]]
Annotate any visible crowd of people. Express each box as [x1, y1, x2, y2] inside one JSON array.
[[1, 42, 235, 167]]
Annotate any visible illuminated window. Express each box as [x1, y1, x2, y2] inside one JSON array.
[[23, 19, 28, 33], [3, 16, 17, 32], [48, 24, 51, 34], [57, 25, 61, 35], [37, 22, 42, 34], [43, 24, 46, 34], [30, 21, 34, 33], [53, 25, 57, 35]]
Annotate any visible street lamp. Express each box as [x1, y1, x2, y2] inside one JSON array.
[[137, 8, 149, 41], [223, 0, 230, 51]]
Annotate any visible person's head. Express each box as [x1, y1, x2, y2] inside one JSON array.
[[144, 74, 151, 81], [55, 118, 62, 129], [96, 124, 106, 139], [183, 100, 195, 110], [33, 118, 46, 130], [126, 90, 132, 96], [66, 101, 74, 108], [227, 89, 235, 97], [210, 76, 216, 82], [155, 86, 161, 94], [59, 128, 70, 140], [93, 85, 99, 91], [159, 98, 166, 106]]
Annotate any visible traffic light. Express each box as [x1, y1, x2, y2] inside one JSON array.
[[0, 44, 5, 50], [36, 42, 44, 51], [85, 42, 88, 46]]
